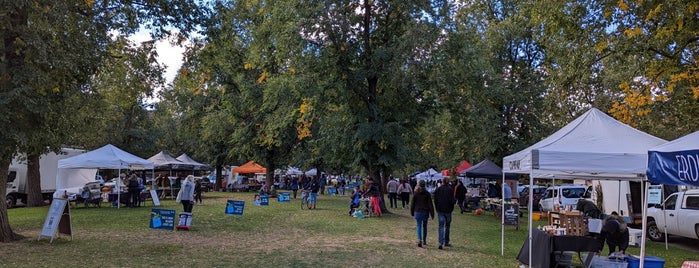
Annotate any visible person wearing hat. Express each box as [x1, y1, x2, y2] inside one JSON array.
[[411, 180, 435, 248], [600, 211, 629, 255]]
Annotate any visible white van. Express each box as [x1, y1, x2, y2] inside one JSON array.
[[538, 184, 591, 212]]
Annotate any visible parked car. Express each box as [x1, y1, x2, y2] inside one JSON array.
[[201, 177, 213, 192], [519, 185, 546, 211], [538, 184, 590, 212]]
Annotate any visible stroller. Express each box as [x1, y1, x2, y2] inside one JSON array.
[[348, 188, 361, 216], [78, 182, 102, 208]]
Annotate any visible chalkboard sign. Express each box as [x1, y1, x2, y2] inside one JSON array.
[[226, 200, 245, 215], [277, 192, 290, 202], [39, 198, 72, 243], [150, 209, 176, 230], [503, 203, 519, 229], [259, 194, 269, 206]]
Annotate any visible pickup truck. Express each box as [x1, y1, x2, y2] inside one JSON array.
[[646, 189, 699, 241]]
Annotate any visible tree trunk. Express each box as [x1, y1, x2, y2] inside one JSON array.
[[26, 153, 44, 207], [0, 156, 25, 242]]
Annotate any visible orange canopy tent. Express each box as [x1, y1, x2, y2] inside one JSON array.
[[232, 160, 267, 174], [441, 160, 472, 176]]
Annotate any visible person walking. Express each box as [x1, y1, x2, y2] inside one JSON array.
[[194, 178, 203, 204], [434, 178, 455, 249], [454, 180, 467, 213], [366, 177, 382, 216], [291, 177, 300, 199], [386, 177, 399, 209], [177, 175, 196, 213], [308, 176, 320, 209], [411, 180, 434, 248], [397, 178, 412, 209]]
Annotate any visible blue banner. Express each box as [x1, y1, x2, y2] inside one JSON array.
[[277, 192, 290, 202], [647, 150, 699, 187], [259, 194, 269, 206], [150, 209, 176, 230], [226, 200, 245, 215]]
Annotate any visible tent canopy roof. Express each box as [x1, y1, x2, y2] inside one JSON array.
[[58, 144, 153, 170], [647, 130, 699, 187], [503, 108, 666, 179], [416, 168, 443, 181], [461, 159, 518, 180], [232, 160, 266, 174], [148, 151, 192, 170], [176, 153, 211, 171], [442, 160, 472, 176]]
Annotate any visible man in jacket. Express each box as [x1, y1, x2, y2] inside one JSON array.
[[434, 178, 456, 249]]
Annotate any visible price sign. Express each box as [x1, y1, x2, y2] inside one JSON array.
[[150, 209, 175, 230], [226, 200, 245, 215]]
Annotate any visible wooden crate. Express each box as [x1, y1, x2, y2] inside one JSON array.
[[548, 211, 588, 236]]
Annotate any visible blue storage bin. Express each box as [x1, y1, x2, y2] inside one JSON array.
[[625, 255, 664, 268]]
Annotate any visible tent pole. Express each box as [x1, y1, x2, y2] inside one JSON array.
[[640, 179, 648, 268], [528, 171, 533, 268], [117, 168, 121, 209], [501, 173, 505, 256]]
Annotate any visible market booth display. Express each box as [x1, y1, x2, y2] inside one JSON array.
[[503, 108, 667, 266]]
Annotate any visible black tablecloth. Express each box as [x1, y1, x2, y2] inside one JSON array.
[[517, 228, 603, 268]]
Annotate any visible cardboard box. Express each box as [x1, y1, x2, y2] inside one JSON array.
[[628, 228, 642, 247]]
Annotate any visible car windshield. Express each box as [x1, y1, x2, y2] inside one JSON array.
[[561, 188, 585, 198]]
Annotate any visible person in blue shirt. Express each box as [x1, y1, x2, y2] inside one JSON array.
[[502, 182, 513, 202]]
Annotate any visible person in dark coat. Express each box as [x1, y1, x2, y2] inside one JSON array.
[[454, 180, 467, 213], [600, 211, 629, 255], [434, 178, 456, 249], [411, 180, 434, 248]]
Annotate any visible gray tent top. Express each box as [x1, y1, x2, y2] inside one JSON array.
[[148, 151, 193, 170], [460, 159, 519, 180], [176, 153, 211, 171]]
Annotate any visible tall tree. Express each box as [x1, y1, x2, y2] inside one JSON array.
[[0, 0, 204, 242]]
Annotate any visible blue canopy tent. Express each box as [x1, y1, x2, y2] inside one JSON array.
[[647, 130, 699, 187], [644, 130, 699, 259]]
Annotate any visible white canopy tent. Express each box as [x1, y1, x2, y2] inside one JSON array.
[[304, 168, 324, 177], [286, 167, 303, 175], [416, 168, 443, 181], [502, 108, 666, 268], [57, 144, 154, 208], [176, 153, 211, 171]]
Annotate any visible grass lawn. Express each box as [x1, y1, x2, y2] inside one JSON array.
[[1, 191, 696, 267]]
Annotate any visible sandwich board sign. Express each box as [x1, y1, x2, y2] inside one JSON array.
[[38, 198, 73, 243]]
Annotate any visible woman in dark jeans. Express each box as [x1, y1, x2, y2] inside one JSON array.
[[410, 180, 434, 247]]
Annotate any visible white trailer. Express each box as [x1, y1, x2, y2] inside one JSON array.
[[588, 180, 644, 224], [6, 148, 85, 208]]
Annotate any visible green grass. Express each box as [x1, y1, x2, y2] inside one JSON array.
[[1, 191, 696, 267]]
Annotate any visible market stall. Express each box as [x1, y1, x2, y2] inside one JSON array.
[[502, 108, 666, 267]]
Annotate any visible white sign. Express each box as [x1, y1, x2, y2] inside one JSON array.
[[648, 185, 663, 205], [39, 198, 71, 242], [150, 189, 160, 206]]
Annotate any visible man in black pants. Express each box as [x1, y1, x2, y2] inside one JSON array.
[[600, 211, 629, 255]]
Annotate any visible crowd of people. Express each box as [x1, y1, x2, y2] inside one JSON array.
[[122, 170, 627, 255]]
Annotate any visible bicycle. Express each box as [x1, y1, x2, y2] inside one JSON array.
[[300, 189, 309, 210]]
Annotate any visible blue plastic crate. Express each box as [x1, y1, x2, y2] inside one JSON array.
[[625, 255, 664, 268]]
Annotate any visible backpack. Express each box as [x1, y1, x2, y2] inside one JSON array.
[[128, 178, 139, 188]]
